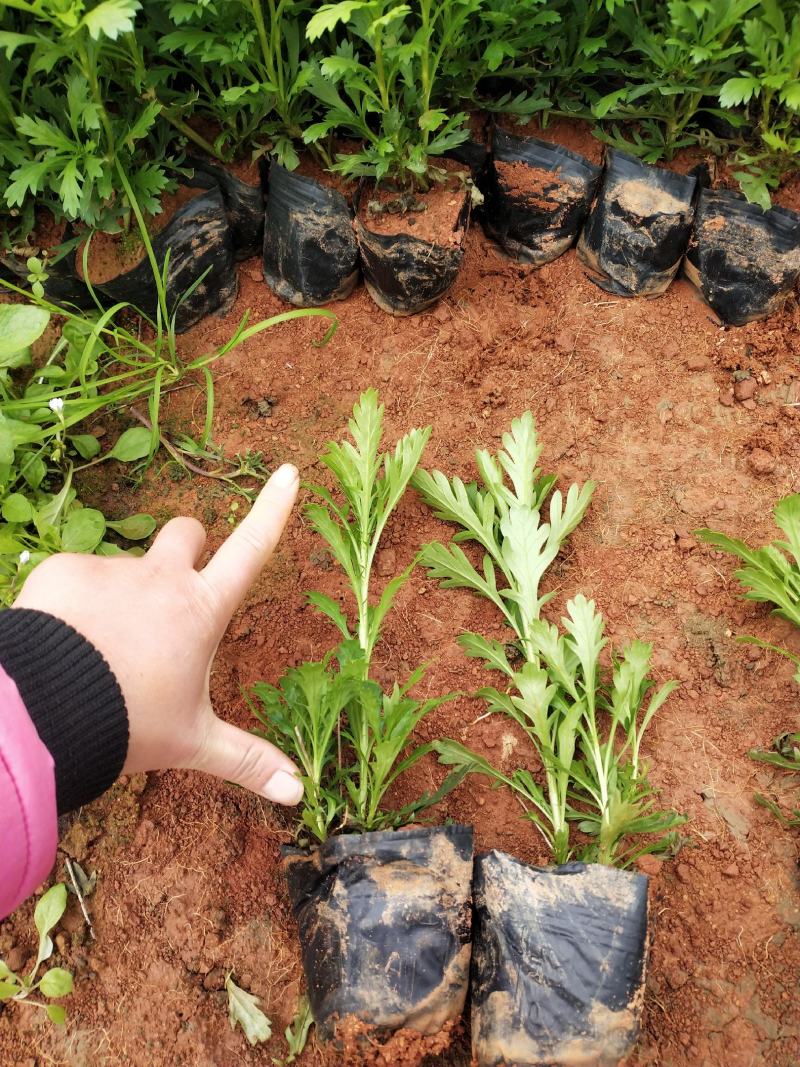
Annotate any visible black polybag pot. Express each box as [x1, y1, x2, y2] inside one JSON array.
[[283, 824, 473, 1042], [471, 850, 649, 1067], [577, 149, 697, 296], [0, 186, 238, 333], [354, 184, 471, 316], [482, 128, 602, 265], [185, 157, 264, 260], [262, 163, 360, 307], [684, 188, 800, 325]]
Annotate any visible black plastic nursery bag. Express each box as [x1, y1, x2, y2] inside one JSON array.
[[471, 850, 649, 1067], [577, 149, 697, 296], [185, 157, 264, 260], [482, 128, 602, 265], [1, 186, 238, 333], [355, 186, 471, 316], [684, 187, 800, 325], [97, 187, 238, 330], [262, 163, 360, 306], [283, 824, 474, 1042]]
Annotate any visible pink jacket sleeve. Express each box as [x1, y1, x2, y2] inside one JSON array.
[[0, 665, 57, 919]]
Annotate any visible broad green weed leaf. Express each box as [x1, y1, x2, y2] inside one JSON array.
[[0, 306, 49, 366], [0, 979, 20, 999], [226, 975, 272, 1046], [34, 885, 67, 942], [34, 885, 67, 973], [69, 434, 102, 460], [2, 493, 35, 523], [61, 509, 106, 552], [105, 514, 156, 540], [46, 1003, 66, 1025], [108, 426, 152, 462], [39, 968, 73, 998]]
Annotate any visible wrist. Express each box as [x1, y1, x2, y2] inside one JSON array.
[[0, 608, 129, 813]]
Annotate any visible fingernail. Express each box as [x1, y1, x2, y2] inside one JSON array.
[[263, 769, 304, 805], [272, 463, 299, 488]]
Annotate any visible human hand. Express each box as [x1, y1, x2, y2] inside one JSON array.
[[14, 463, 304, 805]]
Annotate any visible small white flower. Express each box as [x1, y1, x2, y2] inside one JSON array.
[[49, 397, 64, 413], [19, 550, 30, 565]]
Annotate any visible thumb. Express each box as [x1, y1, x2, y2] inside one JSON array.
[[189, 715, 304, 805]]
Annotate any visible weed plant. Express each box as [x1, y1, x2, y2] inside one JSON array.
[[0, 885, 72, 1025], [0, 172, 335, 605]]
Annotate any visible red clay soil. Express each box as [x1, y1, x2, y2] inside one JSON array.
[[509, 116, 605, 165], [360, 174, 470, 245], [2, 169, 800, 1067], [77, 186, 204, 285]]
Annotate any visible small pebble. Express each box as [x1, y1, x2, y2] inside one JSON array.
[[676, 862, 692, 885], [686, 354, 711, 371], [719, 388, 735, 407], [734, 377, 757, 401], [748, 448, 775, 476], [722, 863, 740, 878]]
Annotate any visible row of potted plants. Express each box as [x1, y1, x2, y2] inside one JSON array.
[[248, 391, 681, 1064], [1, 0, 798, 237], [8, 127, 798, 331]]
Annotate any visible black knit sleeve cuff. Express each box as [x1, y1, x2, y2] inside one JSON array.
[[0, 608, 129, 814]]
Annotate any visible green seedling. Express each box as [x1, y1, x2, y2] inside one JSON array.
[[417, 413, 682, 865], [226, 972, 272, 1046], [0, 884, 73, 1026], [721, 0, 800, 209], [304, 0, 474, 190], [0, 0, 181, 232], [155, 0, 324, 166], [698, 494, 800, 828], [273, 995, 314, 1065], [697, 494, 800, 633], [252, 390, 464, 840], [750, 731, 800, 828], [305, 388, 430, 666], [591, 0, 758, 161]]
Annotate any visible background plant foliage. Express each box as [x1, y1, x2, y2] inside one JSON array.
[[1, 0, 799, 235]]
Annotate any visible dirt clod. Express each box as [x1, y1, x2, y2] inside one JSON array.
[[748, 448, 776, 475], [734, 377, 757, 401]]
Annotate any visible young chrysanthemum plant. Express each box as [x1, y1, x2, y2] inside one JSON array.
[[250, 390, 463, 841], [698, 494, 800, 828], [414, 412, 684, 866]]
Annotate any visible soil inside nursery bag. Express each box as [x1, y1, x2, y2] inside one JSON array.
[[577, 149, 697, 297], [355, 176, 471, 315], [482, 127, 602, 265], [471, 849, 649, 1067], [262, 162, 360, 307], [1, 186, 238, 331], [684, 187, 800, 325], [282, 824, 473, 1059]]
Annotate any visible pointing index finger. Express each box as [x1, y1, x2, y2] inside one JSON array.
[[201, 463, 299, 621]]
